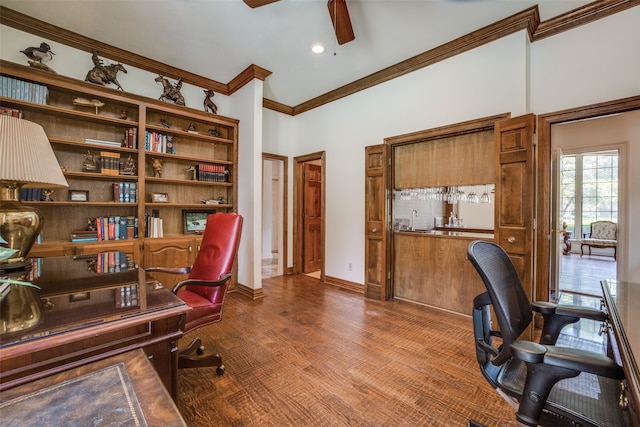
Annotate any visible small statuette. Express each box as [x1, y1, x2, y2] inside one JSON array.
[[151, 158, 163, 178]]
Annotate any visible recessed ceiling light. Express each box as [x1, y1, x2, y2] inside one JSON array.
[[311, 44, 325, 54]]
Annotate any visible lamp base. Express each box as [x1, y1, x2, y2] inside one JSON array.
[[1, 183, 44, 264]]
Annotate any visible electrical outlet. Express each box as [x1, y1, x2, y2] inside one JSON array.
[[348, 262, 353, 271]]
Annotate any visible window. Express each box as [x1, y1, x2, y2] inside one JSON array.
[[560, 150, 618, 238]]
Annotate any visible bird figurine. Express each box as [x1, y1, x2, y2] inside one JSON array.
[[20, 42, 56, 73]]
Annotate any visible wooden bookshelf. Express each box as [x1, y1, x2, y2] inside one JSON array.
[[1, 60, 238, 282]]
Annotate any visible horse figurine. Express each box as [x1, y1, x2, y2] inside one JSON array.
[[85, 50, 127, 90], [155, 76, 185, 106], [203, 89, 218, 114]]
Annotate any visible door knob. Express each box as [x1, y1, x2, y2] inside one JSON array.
[[508, 236, 516, 243]]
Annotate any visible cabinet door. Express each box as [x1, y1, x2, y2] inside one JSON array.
[[494, 114, 535, 338], [143, 237, 194, 289], [364, 144, 390, 300]]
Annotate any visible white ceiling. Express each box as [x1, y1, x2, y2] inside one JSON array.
[[2, 0, 591, 107]]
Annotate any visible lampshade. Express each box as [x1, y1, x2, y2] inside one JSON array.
[[1, 115, 68, 267], [0, 115, 68, 188]]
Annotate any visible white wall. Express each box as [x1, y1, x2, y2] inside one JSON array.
[[229, 80, 264, 290], [530, 8, 640, 112]]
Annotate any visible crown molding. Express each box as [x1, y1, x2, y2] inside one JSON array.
[[533, 0, 638, 41], [283, 0, 637, 116], [2, 2, 636, 116], [0, 6, 271, 95]]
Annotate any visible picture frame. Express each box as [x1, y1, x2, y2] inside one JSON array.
[[183, 209, 216, 234], [68, 189, 89, 202], [151, 192, 169, 203]]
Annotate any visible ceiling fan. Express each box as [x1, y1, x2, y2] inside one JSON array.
[[243, 0, 355, 45]]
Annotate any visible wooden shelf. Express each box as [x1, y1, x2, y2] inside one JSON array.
[[50, 137, 139, 154]]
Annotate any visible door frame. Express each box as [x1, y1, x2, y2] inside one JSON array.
[[536, 95, 640, 302], [262, 153, 288, 276], [293, 151, 326, 276]]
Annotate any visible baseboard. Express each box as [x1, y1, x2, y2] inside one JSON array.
[[323, 276, 364, 294], [234, 283, 265, 300]]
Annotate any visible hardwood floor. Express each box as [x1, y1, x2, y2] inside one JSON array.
[[559, 252, 616, 297], [176, 275, 516, 426]]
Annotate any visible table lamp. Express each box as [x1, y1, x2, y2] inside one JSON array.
[[0, 115, 68, 269]]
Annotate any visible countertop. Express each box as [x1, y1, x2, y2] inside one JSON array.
[[395, 229, 494, 239]]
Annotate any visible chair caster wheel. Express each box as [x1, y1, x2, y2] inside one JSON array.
[[216, 365, 225, 375], [197, 346, 205, 355]]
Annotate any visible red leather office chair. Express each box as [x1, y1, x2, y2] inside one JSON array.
[[146, 212, 243, 373]]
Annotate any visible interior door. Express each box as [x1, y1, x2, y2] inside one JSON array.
[[494, 114, 536, 339], [303, 163, 322, 273]]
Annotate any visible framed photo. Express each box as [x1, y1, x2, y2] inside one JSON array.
[[183, 210, 216, 234], [69, 291, 90, 302], [151, 192, 169, 203], [68, 189, 89, 202]]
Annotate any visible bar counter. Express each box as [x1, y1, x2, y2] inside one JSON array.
[[393, 230, 493, 314]]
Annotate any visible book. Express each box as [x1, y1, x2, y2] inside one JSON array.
[[86, 138, 122, 147]]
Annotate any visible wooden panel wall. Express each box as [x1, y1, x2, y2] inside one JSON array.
[[393, 130, 494, 188]]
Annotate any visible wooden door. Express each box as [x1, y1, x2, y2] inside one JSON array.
[[364, 144, 390, 300], [494, 114, 536, 339], [303, 163, 322, 273]]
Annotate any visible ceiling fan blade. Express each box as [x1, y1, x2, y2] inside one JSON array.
[[327, 0, 355, 45], [243, 0, 279, 8]]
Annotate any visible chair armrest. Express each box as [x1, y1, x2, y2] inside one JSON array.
[[511, 340, 625, 426], [172, 273, 232, 294], [532, 301, 607, 322], [144, 266, 191, 275], [532, 301, 607, 345], [511, 340, 624, 379]]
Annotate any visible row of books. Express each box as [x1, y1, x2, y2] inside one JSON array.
[[20, 188, 45, 201], [196, 164, 228, 182], [0, 76, 48, 104], [1, 106, 23, 118], [72, 216, 139, 242], [100, 151, 122, 175], [113, 182, 138, 203], [145, 131, 175, 154], [94, 251, 130, 274], [115, 284, 139, 308], [145, 214, 164, 238], [125, 127, 138, 149]]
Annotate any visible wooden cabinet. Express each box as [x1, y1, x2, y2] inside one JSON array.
[[143, 236, 202, 289], [393, 232, 490, 314], [393, 130, 494, 188], [1, 60, 237, 274]]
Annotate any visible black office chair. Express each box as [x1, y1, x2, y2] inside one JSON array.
[[467, 240, 630, 427]]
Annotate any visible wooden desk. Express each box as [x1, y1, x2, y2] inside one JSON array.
[[601, 279, 640, 424], [0, 253, 189, 399], [0, 349, 187, 426]]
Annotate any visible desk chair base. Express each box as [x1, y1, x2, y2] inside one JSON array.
[[177, 337, 225, 375]]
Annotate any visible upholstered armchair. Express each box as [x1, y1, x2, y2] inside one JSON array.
[[146, 212, 243, 373], [581, 220, 618, 260]]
